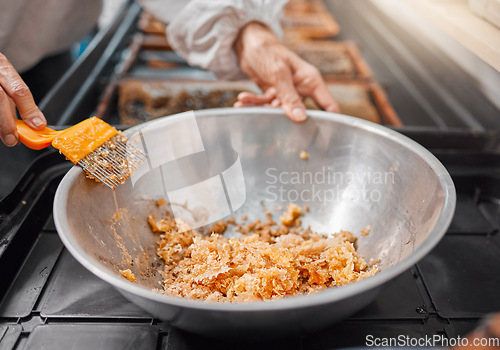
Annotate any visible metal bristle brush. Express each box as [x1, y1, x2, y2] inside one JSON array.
[[15, 117, 146, 189]]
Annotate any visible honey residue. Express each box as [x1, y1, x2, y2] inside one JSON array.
[[361, 225, 372, 237], [119, 269, 136, 282], [113, 190, 120, 220], [150, 204, 377, 302], [280, 203, 302, 227]]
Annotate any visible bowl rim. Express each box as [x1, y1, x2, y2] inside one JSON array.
[[53, 107, 456, 312]]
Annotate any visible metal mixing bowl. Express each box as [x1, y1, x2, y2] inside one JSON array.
[[53, 108, 455, 338]]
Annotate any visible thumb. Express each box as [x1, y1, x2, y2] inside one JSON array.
[[282, 96, 307, 123], [274, 68, 307, 122], [279, 88, 307, 122]]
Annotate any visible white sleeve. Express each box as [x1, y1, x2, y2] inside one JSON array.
[[166, 0, 288, 80]]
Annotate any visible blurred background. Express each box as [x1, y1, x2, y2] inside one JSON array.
[[1, 0, 499, 200]]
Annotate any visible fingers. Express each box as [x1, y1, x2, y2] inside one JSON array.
[[233, 100, 279, 108], [0, 87, 19, 146], [0, 53, 46, 130], [237, 59, 339, 119], [271, 61, 307, 122], [309, 82, 340, 113], [235, 88, 278, 108], [271, 98, 281, 107], [238, 61, 308, 122], [291, 56, 340, 114], [237, 88, 276, 105]]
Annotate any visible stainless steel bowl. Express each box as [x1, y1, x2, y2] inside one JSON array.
[[53, 108, 455, 338]]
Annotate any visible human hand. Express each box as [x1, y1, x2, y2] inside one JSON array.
[[234, 22, 339, 122], [0, 53, 46, 146]]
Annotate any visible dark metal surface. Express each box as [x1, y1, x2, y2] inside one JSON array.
[[418, 235, 500, 318], [23, 324, 158, 350], [0, 325, 22, 350], [348, 268, 427, 320], [40, 250, 151, 319], [0, 233, 63, 318]]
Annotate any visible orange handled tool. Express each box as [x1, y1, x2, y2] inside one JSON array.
[[15, 117, 145, 189], [15, 117, 117, 163]]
